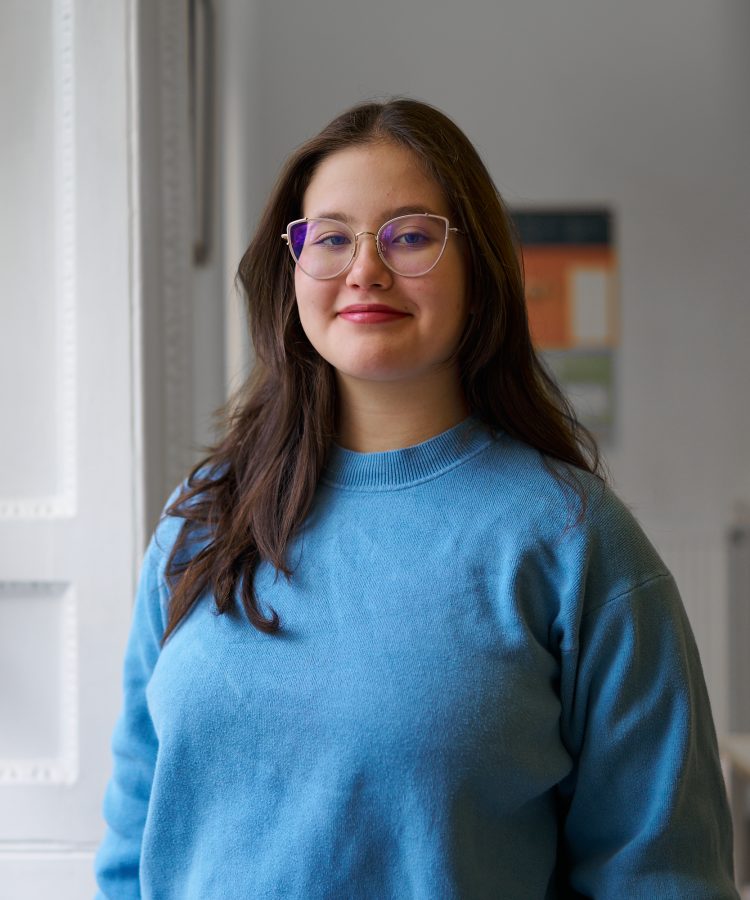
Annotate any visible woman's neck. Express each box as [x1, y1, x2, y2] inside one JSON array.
[[335, 370, 469, 453]]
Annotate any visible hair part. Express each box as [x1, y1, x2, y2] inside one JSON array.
[[162, 97, 604, 642]]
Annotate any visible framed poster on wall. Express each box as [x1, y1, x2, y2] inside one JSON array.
[[511, 209, 617, 440]]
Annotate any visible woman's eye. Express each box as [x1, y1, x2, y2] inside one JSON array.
[[392, 231, 431, 246], [315, 232, 351, 248]]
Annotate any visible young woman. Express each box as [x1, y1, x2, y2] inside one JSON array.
[[95, 99, 738, 898]]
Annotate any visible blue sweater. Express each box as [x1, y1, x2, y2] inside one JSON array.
[[95, 418, 737, 898]]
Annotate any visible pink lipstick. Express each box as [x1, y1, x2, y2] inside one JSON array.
[[337, 304, 410, 324]]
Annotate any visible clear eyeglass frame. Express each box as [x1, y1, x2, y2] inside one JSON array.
[[280, 213, 462, 280]]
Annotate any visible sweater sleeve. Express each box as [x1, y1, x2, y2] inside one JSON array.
[[94, 530, 170, 899], [557, 573, 738, 899]]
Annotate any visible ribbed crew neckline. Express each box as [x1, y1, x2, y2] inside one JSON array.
[[322, 417, 495, 490]]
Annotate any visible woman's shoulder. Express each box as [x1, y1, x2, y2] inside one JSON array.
[[469, 429, 600, 520], [149, 481, 190, 555], [476, 431, 668, 589], [148, 466, 220, 575]]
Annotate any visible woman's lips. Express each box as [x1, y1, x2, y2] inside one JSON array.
[[337, 305, 410, 324]]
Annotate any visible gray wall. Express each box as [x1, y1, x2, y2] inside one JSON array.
[[230, 0, 750, 538]]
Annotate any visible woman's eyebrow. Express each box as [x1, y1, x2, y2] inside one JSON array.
[[308, 205, 438, 223], [385, 205, 438, 219]]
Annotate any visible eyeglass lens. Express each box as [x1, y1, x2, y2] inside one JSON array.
[[288, 215, 449, 279]]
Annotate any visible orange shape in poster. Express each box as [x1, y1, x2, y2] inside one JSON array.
[[521, 245, 616, 351]]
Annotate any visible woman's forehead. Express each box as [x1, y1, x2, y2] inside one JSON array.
[[301, 142, 451, 220]]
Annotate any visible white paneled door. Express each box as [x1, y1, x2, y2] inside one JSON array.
[[2, 0, 225, 892], [1, 1, 146, 896]]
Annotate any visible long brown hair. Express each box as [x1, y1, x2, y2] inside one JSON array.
[[162, 98, 603, 642]]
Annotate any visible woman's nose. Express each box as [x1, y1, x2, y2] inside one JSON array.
[[345, 232, 393, 289]]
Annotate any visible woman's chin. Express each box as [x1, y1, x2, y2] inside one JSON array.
[[333, 360, 422, 386]]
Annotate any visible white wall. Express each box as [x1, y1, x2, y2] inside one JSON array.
[[216, 0, 750, 726]]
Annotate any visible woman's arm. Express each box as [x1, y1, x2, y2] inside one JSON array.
[[94, 532, 169, 898], [558, 573, 738, 898]]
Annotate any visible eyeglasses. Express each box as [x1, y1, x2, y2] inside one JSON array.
[[281, 213, 461, 280]]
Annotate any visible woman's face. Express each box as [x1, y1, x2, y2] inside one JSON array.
[[294, 141, 469, 390]]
